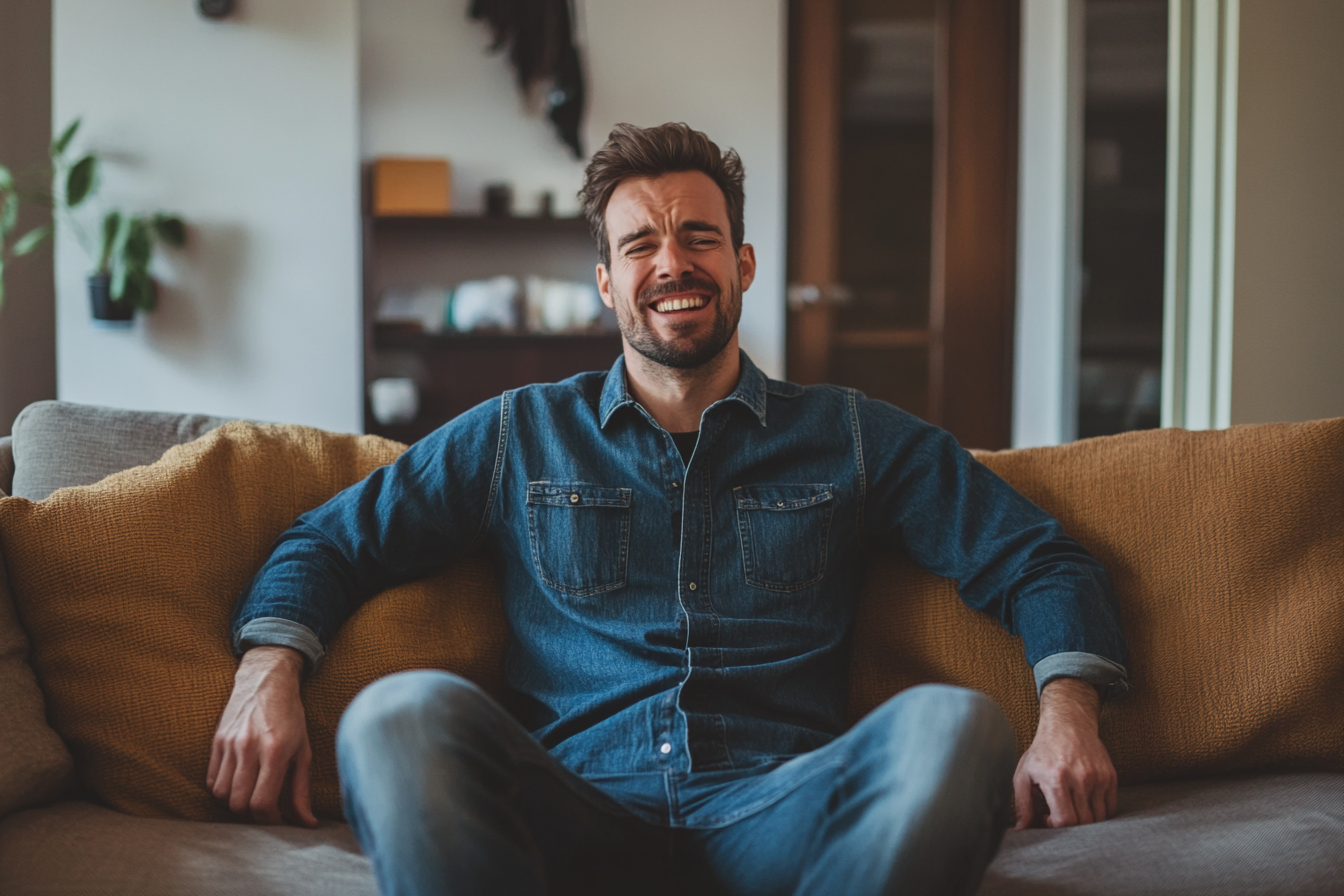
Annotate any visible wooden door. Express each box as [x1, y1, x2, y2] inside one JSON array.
[[787, 0, 1019, 450]]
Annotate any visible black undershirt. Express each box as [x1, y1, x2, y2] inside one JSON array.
[[671, 430, 699, 466]]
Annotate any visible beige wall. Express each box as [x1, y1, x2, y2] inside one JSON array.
[[1230, 0, 1344, 424], [0, 0, 56, 436]]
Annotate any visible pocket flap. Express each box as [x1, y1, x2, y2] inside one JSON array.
[[733, 484, 834, 511], [527, 482, 632, 508]]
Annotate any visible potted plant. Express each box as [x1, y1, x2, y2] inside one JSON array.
[[0, 118, 185, 321]]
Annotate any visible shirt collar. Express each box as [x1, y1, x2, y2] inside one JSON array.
[[598, 350, 769, 429]]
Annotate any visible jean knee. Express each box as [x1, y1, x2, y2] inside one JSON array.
[[338, 670, 491, 758], [864, 685, 1015, 775]]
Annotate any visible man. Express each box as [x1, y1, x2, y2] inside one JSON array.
[[209, 123, 1129, 896]]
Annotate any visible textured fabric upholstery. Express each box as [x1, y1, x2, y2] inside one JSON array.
[[0, 435, 12, 497], [1, 775, 1338, 896], [0, 800, 377, 896], [0, 421, 506, 821], [9, 400, 229, 501], [850, 418, 1344, 782], [981, 772, 1344, 895], [0, 547, 74, 816]]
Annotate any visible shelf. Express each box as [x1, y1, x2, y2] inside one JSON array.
[[369, 214, 590, 235], [374, 325, 621, 351]]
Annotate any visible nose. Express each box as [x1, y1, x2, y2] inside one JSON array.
[[652, 239, 694, 280]]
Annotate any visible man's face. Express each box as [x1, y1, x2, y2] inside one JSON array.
[[596, 171, 756, 370]]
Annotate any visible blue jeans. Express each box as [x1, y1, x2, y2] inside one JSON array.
[[337, 672, 1016, 896]]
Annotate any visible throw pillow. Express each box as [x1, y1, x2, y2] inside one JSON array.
[[0, 421, 506, 821], [0, 545, 75, 815], [849, 418, 1344, 783]]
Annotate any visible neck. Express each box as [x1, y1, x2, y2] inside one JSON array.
[[621, 335, 741, 432]]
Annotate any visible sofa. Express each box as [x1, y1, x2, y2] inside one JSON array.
[[0, 399, 1340, 896]]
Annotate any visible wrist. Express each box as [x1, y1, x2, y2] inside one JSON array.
[[239, 644, 305, 679], [1038, 677, 1101, 733]]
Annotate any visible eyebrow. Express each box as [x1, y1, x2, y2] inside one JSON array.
[[615, 220, 724, 252]]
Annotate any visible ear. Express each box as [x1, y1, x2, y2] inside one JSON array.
[[596, 263, 615, 310], [737, 243, 757, 293]]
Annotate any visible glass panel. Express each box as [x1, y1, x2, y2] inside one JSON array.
[[833, 0, 936, 416], [1078, 0, 1168, 438]]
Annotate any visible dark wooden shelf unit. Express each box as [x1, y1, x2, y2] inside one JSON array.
[[361, 209, 613, 443]]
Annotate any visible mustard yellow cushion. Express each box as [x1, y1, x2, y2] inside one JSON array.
[[0, 422, 505, 821], [850, 418, 1344, 783]]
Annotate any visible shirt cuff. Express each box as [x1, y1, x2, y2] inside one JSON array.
[[234, 617, 325, 677], [1032, 651, 1130, 702]]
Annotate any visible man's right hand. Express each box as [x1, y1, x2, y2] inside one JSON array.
[[208, 645, 318, 827]]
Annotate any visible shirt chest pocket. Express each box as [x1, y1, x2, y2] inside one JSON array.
[[733, 484, 835, 591], [526, 482, 632, 596]]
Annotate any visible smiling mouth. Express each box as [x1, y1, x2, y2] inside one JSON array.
[[652, 295, 709, 313]]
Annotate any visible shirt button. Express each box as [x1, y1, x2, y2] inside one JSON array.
[[672, 481, 680, 489], [660, 743, 672, 754], [688, 582, 697, 591], [569, 493, 580, 504]]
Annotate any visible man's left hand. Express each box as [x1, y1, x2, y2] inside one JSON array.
[[1013, 677, 1117, 829]]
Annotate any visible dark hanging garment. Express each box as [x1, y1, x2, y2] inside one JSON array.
[[469, 0, 587, 159]]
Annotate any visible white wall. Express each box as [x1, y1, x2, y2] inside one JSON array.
[[1229, 0, 1344, 424], [360, 0, 788, 378], [53, 0, 362, 431]]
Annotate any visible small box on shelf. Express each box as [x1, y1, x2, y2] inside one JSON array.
[[373, 158, 451, 217]]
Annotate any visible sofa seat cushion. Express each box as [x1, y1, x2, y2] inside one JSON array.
[[0, 800, 376, 896], [9, 400, 229, 501], [981, 772, 1344, 895], [0, 421, 507, 822]]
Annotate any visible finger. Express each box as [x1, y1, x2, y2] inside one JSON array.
[[292, 741, 318, 828], [1071, 780, 1095, 826], [1012, 765, 1035, 830], [1105, 777, 1119, 820], [1089, 780, 1109, 824], [211, 741, 236, 801], [1042, 782, 1077, 828], [229, 746, 261, 816], [207, 736, 223, 790], [250, 747, 289, 825]]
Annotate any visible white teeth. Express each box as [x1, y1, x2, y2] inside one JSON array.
[[653, 296, 707, 312]]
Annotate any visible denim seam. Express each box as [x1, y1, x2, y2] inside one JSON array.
[[468, 389, 510, 552], [848, 388, 867, 538]]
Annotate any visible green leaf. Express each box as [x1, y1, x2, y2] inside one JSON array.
[[11, 224, 52, 256], [128, 274, 157, 313], [99, 211, 122, 272], [0, 193, 18, 236], [124, 219, 153, 269], [109, 216, 133, 297], [66, 155, 98, 207], [51, 118, 81, 157], [0, 166, 13, 191], [151, 214, 187, 247]]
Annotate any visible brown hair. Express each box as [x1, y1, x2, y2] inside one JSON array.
[[579, 122, 745, 266]]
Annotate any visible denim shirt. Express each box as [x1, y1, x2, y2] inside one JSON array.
[[234, 352, 1128, 784]]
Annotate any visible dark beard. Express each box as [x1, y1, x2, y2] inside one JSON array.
[[616, 276, 742, 370]]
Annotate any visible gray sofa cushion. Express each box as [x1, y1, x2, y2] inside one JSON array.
[[0, 549, 75, 817], [981, 772, 1344, 895], [9, 401, 230, 501], [0, 435, 12, 497], [2, 775, 1340, 895], [0, 800, 376, 895]]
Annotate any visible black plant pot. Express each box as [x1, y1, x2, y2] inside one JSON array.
[[89, 273, 134, 323]]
